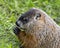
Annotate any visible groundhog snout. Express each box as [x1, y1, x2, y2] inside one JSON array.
[[16, 20, 24, 28], [16, 16, 29, 28], [16, 21, 21, 27]]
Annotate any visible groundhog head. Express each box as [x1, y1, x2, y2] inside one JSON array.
[[13, 8, 57, 48], [15, 8, 46, 33]]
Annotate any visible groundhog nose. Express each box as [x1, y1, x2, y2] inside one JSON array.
[[16, 21, 20, 27], [16, 21, 24, 29], [13, 27, 20, 35]]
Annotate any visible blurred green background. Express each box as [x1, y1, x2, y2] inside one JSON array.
[[0, 0, 60, 48]]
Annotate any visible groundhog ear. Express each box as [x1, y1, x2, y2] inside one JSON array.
[[35, 13, 41, 20]]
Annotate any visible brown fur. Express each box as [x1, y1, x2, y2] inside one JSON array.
[[14, 8, 60, 48]]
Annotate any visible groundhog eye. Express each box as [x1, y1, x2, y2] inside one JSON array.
[[36, 13, 41, 19]]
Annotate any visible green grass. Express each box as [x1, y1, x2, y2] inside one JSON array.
[[0, 0, 60, 48]]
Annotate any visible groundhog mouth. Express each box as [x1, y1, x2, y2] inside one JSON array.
[[17, 26, 25, 31], [13, 25, 26, 35], [19, 28, 25, 31]]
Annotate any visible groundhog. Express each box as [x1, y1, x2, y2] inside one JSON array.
[[13, 8, 60, 48]]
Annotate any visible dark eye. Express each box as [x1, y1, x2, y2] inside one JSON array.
[[36, 13, 41, 19]]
